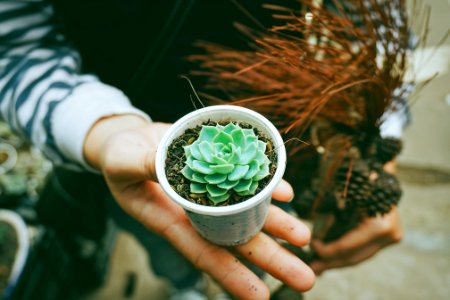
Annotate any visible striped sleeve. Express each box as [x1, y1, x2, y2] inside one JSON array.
[[0, 0, 150, 171]]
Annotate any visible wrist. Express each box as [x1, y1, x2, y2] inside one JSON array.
[[83, 114, 150, 170]]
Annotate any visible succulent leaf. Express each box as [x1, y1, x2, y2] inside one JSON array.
[[234, 179, 253, 192], [237, 181, 258, 196], [192, 160, 214, 174], [190, 142, 203, 160], [231, 129, 246, 149], [206, 184, 228, 197], [204, 173, 227, 184], [192, 173, 207, 183], [209, 193, 231, 204], [214, 131, 233, 145], [244, 160, 260, 180], [199, 126, 219, 142], [227, 144, 242, 164], [218, 180, 239, 190], [223, 123, 239, 134], [228, 165, 249, 181], [241, 143, 257, 165], [181, 165, 194, 180], [257, 140, 266, 152], [182, 123, 272, 204], [198, 141, 215, 163], [191, 183, 207, 193], [210, 164, 234, 174]]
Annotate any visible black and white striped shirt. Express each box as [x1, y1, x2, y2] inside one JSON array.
[[0, 0, 149, 171]]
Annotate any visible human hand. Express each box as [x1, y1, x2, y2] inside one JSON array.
[[84, 115, 315, 299], [310, 206, 403, 275]]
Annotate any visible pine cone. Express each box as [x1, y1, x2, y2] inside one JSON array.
[[364, 170, 402, 217], [375, 137, 403, 164], [335, 160, 372, 208], [334, 159, 402, 217]]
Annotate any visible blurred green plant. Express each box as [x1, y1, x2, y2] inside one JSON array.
[[0, 122, 51, 201]]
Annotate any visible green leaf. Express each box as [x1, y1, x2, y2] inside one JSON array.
[[227, 144, 241, 164], [255, 150, 267, 164], [198, 141, 215, 163], [245, 135, 258, 145], [236, 181, 258, 196], [213, 142, 224, 152], [199, 126, 219, 142], [208, 193, 230, 204], [254, 164, 270, 181], [228, 165, 249, 181], [191, 160, 215, 175], [213, 131, 233, 145], [219, 144, 231, 154], [206, 184, 228, 196], [181, 165, 194, 181], [192, 173, 207, 183], [257, 140, 266, 152], [244, 160, 259, 180], [241, 143, 257, 164], [190, 183, 207, 193], [210, 164, 234, 174], [243, 129, 255, 136], [183, 146, 191, 157], [189, 141, 203, 160], [231, 128, 246, 149], [186, 156, 195, 168], [218, 180, 239, 190], [249, 180, 258, 194], [204, 173, 227, 184], [223, 123, 238, 134], [233, 179, 253, 192], [212, 155, 228, 165]]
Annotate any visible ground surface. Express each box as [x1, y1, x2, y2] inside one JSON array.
[[84, 1, 450, 299]]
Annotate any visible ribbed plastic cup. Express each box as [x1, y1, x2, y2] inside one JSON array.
[[156, 105, 286, 246]]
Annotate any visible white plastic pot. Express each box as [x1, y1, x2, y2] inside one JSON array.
[[0, 209, 29, 298], [156, 105, 286, 246]]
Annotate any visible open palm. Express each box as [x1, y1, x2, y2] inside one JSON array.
[[92, 120, 314, 300]]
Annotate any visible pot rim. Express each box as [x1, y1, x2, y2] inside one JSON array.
[[156, 105, 286, 216]]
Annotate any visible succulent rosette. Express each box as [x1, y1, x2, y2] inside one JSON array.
[[181, 123, 271, 204]]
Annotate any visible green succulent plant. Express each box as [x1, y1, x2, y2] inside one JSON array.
[[181, 123, 271, 204]]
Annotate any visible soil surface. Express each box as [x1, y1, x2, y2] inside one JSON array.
[[0, 221, 18, 293], [165, 121, 277, 206]]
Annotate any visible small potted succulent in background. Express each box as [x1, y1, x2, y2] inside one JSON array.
[[156, 105, 286, 246], [0, 209, 29, 298]]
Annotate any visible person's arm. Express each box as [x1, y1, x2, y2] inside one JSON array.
[[0, 2, 315, 298], [0, 1, 149, 170]]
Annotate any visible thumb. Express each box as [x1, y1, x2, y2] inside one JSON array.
[[101, 132, 158, 182]]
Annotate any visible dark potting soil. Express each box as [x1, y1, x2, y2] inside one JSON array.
[[165, 121, 277, 206], [0, 221, 18, 293]]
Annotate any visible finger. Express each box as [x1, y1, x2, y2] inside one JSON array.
[[263, 205, 311, 247], [310, 238, 392, 275], [311, 224, 381, 259], [236, 232, 315, 292], [272, 179, 294, 202]]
